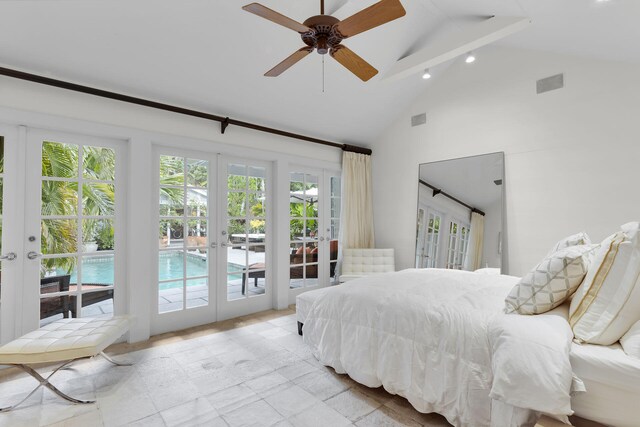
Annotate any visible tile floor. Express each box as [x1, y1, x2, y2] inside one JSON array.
[[0, 309, 593, 427], [0, 310, 453, 427]]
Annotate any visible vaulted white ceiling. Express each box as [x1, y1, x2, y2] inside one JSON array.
[[0, 0, 637, 146]]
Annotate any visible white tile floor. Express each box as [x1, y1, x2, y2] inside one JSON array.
[[0, 313, 452, 427]]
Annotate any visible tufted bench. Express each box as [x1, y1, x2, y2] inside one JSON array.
[[0, 316, 133, 411], [341, 248, 395, 282], [296, 249, 395, 335]]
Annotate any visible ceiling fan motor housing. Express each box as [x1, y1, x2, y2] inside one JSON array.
[[301, 15, 344, 54]]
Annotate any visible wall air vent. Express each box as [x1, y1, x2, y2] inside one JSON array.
[[411, 113, 427, 127], [536, 74, 564, 94]]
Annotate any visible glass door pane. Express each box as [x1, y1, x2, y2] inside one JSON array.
[[289, 171, 320, 289], [39, 140, 117, 325], [424, 212, 442, 268], [224, 163, 267, 301], [328, 174, 340, 283], [158, 156, 210, 313]]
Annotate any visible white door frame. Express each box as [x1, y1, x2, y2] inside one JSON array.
[[0, 124, 25, 344], [151, 147, 218, 335], [287, 166, 340, 303], [23, 128, 127, 335], [216, 155, 273, 321]]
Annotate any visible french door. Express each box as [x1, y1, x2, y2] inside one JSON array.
[[0, 127, 125, 343], [153, 150, 272, 333], [446, 219, 470, 270], [217, 157, 272, 320], [288, 167, 340, 299], [416, 208, 442, 268], [0, 126, 21, 344], [22, 129, 126, 334]]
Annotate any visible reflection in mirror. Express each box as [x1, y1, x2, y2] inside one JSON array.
[[415, 152, 505, 272]]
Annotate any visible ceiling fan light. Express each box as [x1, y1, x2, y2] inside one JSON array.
[[422, 69, 431, 79], [465, 52, 476, 64]]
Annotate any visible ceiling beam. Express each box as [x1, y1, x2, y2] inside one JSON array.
[[382, 16, 531, 83]]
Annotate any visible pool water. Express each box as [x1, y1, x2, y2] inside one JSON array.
[[57, 252, 244, 290]]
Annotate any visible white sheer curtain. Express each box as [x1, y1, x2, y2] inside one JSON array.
[[463, 212, 485, 271], [339, 152, 375, 249]]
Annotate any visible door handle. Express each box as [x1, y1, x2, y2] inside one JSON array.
[[27, 251, 42, 260], [0, 252, 17, 261]]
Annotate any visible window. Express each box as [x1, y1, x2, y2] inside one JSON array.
[[289, 172, 319, 289], [424, 212, 442, 268], [158, 156, 209, 313], [446, 220, 470, 270], [225, 163, 267, 301], [329, 175, 340, 282], [39, 141, 117, 325]]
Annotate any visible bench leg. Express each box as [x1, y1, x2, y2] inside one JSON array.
[[298, 321, 303, 336], [100, 351, 133, 367], [0, 359, 94, 412]]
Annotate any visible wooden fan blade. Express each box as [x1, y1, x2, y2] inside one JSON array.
[[335, 0, 406, 38], [330, 45, 378, 81], [242, 3, 311, 33], [265, 47, 314, 77]]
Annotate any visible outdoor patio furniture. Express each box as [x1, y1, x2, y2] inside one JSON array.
[[69, 284, 114, 318], [40, 275, 71, 320], [242, 240, 338, 294], [39, 276, 113, 321]]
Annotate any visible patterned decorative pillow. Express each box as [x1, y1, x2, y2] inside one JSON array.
[[505, 244, 598, 315], [547, 232, 591, 257]]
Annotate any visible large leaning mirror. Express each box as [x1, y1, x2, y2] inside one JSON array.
[[415, 152, 505, 272]]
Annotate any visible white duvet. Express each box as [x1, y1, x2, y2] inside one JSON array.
[[302, 269, 576, 427]]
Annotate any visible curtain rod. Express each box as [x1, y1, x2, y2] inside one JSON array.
[[418, 179, 485, 216], [0, 66, 372, 156]]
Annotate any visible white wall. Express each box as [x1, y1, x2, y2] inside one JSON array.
[[0, 76, 342, 164], [371, 46, 640, 276]]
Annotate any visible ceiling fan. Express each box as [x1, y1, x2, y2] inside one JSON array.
[[242, 0, 406, 82]]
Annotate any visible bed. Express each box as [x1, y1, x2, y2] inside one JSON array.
[[570, 342, 640, 427], [301, 268, 638, 427]]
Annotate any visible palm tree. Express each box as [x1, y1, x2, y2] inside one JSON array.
[[41, 143, 116, 274]]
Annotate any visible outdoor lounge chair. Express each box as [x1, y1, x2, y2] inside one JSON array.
[[39, 275, 114, 320], [242, 240, 338, 294], [40, 275, 71, 320]]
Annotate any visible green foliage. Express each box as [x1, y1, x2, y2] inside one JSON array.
[[40, 143, 116, 275], [289, 201, 318, 240], [95, 221, 115, 250]]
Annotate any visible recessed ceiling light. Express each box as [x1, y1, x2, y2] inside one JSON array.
[[465, 52, 476, 64], [422, 69, 432, 79]]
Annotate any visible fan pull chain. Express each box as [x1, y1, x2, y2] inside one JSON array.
[[322, 55, 325, 93]]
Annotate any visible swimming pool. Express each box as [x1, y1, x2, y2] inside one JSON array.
[[57, 252, 244, 290]]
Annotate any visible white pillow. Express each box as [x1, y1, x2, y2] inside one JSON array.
[[620, 320, 640, 359], [547, 231, 591, 256], [570, 222, 640, 345], [505, 244, 597, 315]]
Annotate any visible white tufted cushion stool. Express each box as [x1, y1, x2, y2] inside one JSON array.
[[341, 248, 395, 282], [0, 316, 133, 411]]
